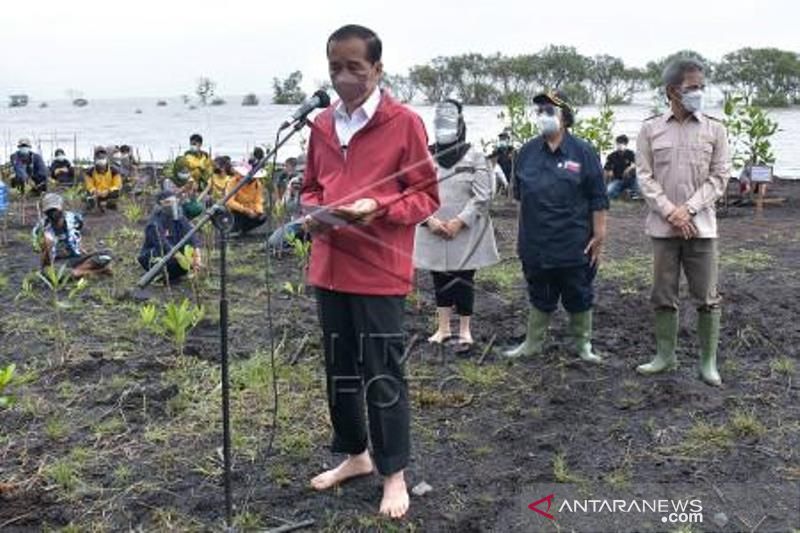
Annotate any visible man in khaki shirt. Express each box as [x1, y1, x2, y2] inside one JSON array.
[[635, 57, 731, 386]]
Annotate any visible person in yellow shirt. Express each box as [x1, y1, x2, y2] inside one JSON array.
[[225, 164, 267, 236], [199, 156, 232, 204], [184, 133, 213, 190], [84, 150, 122, 211]]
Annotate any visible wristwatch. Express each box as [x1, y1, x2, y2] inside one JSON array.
[[687, 205, 698, 217]]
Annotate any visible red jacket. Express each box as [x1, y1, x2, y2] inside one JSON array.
[[301, 91, 439, 295]]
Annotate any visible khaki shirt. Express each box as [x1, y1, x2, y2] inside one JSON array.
[[636, 110, 731, 238]]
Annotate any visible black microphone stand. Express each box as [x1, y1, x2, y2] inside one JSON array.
[[137, 118, 313, 531]]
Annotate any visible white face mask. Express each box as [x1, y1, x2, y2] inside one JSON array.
[[616, 144, 626, 152], [433, 103, 461, 145], [681, 90, 704, 113], [18, 147, 31, 156], [536, 114, 561, 136], [56, 155, 67, 161]]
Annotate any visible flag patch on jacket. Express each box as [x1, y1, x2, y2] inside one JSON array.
[[564, 160, 581, 173]]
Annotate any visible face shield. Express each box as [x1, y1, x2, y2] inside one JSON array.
[[434, 102, 461, 145]]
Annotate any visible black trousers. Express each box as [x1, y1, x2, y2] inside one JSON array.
[[315, 287, 409, 476], [232, 212, 266, 234], [431, 270, 476, 316]]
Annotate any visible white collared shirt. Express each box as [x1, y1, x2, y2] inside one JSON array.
[[334, 86, 381, 150]]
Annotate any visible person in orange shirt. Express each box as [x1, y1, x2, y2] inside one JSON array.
[[225, 164, 267, 235]]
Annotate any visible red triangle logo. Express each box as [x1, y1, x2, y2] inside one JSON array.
[[528, 494, 556, 520]]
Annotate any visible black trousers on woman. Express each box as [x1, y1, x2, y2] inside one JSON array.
[[315, 287, 409, 476], [431, 270, 476, 316]]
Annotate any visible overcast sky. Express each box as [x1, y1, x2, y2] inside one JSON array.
[[2, 0, 798, 101]]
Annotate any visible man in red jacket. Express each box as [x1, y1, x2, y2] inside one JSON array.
[[301, 24, 439, 519]]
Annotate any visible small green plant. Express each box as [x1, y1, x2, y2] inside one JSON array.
[[17, 266, 88, 363], [285, 233, 311, 294], [770, 356, 795, 377], [161, 299, 205, 356], [573, 106, 616, 156], [723, 94, 779, 170], [121, 200, 144, 224], [0, 363, 16, 408], [139, 303, 160, 332], [175, 244, 203, 306]]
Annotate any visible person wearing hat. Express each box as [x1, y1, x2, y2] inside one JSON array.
[[32, 193, 113, 278], [138, 190, 202, 281], [494, 130, 515, 196], [183, 133, 213, 190], [414, 99, 500, 352], [49, 148, 76, 186], [11, 138, 48, 194], [504, 90, 609, 363], [84, 148, 122, 211], [224, 163, 267, 235]]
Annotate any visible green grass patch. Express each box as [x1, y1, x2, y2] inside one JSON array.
[[601, 254, 652, 294], [475, 260, 523, 291], [720, 248, 773, 272]]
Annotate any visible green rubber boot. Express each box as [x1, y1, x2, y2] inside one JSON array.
[[636, 310, 679, 375], [698, 309, 722, 386], [568, 310, 602, 363], [504, 307, 550, 358]]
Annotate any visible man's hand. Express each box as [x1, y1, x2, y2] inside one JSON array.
[[302, 215, 332, 235], [584, 232, 606, 267], [443, 218, 465, 239], [426, 217, 453, 239], [674, 220, 698, 240], [667, 205, 693, 226], [192, 253, 202, 273], [333, 198, 380, 224]]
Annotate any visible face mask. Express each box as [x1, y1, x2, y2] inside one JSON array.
[[190, 145, 201, 153], [497, 139, 509, 148], [332, 71, 370, 105], [434, 104, 461, 145], [56, 155, 67, 161], [18, 147, 31, 156], [176, 171, 191, 183], [616, 144, 626, 152], [680, 90, 704, 113], [536, 114, 561, 136]]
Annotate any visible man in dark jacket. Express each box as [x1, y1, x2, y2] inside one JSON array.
[[301, 24, 439, 520], [11, 138, 48, 194]]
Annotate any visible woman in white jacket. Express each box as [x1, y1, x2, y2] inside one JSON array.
[[414, 100, 500, 351]]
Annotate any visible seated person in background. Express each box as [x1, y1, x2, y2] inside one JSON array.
[[184, 133, 213, 190], [199, 156, 233, 203], [33, 193, 113, 278], [84, 149, 122, 211], [112, 144, 140, 190], [138, 190, 202, 281], [50, 148, 75, 186], [605, 134, 640, 200], [268, 157, 309, 252], [225, 163, 267, 235], [163, 157, 203, 219], [273, 156, 298, 206], [11, 138, 48, 194], [735, 162, 768, 206]]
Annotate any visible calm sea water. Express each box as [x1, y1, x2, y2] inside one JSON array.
[[2, 96, 799, 177]]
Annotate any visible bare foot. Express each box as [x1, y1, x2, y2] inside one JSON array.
[[310, 452, 374, 491], [379, 471, 409, 519], [427, 329, 452, 344], [458, 331, 473, 345]]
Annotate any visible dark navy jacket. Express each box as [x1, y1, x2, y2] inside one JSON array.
[[513, 133, 609, 269]]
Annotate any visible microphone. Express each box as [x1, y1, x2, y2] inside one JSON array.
[[279, 90, 331, 130]]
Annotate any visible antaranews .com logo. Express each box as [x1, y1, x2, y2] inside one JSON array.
[[516, 482, 799, 532], [528, 493, 703, 525]]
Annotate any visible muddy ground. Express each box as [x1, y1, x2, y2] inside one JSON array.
[[1, 180, 798, 532]]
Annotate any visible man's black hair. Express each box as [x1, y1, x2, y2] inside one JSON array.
[[190, 133, 203, 145], [327, 24, 382, 64], [616, 134, 629, 145]]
